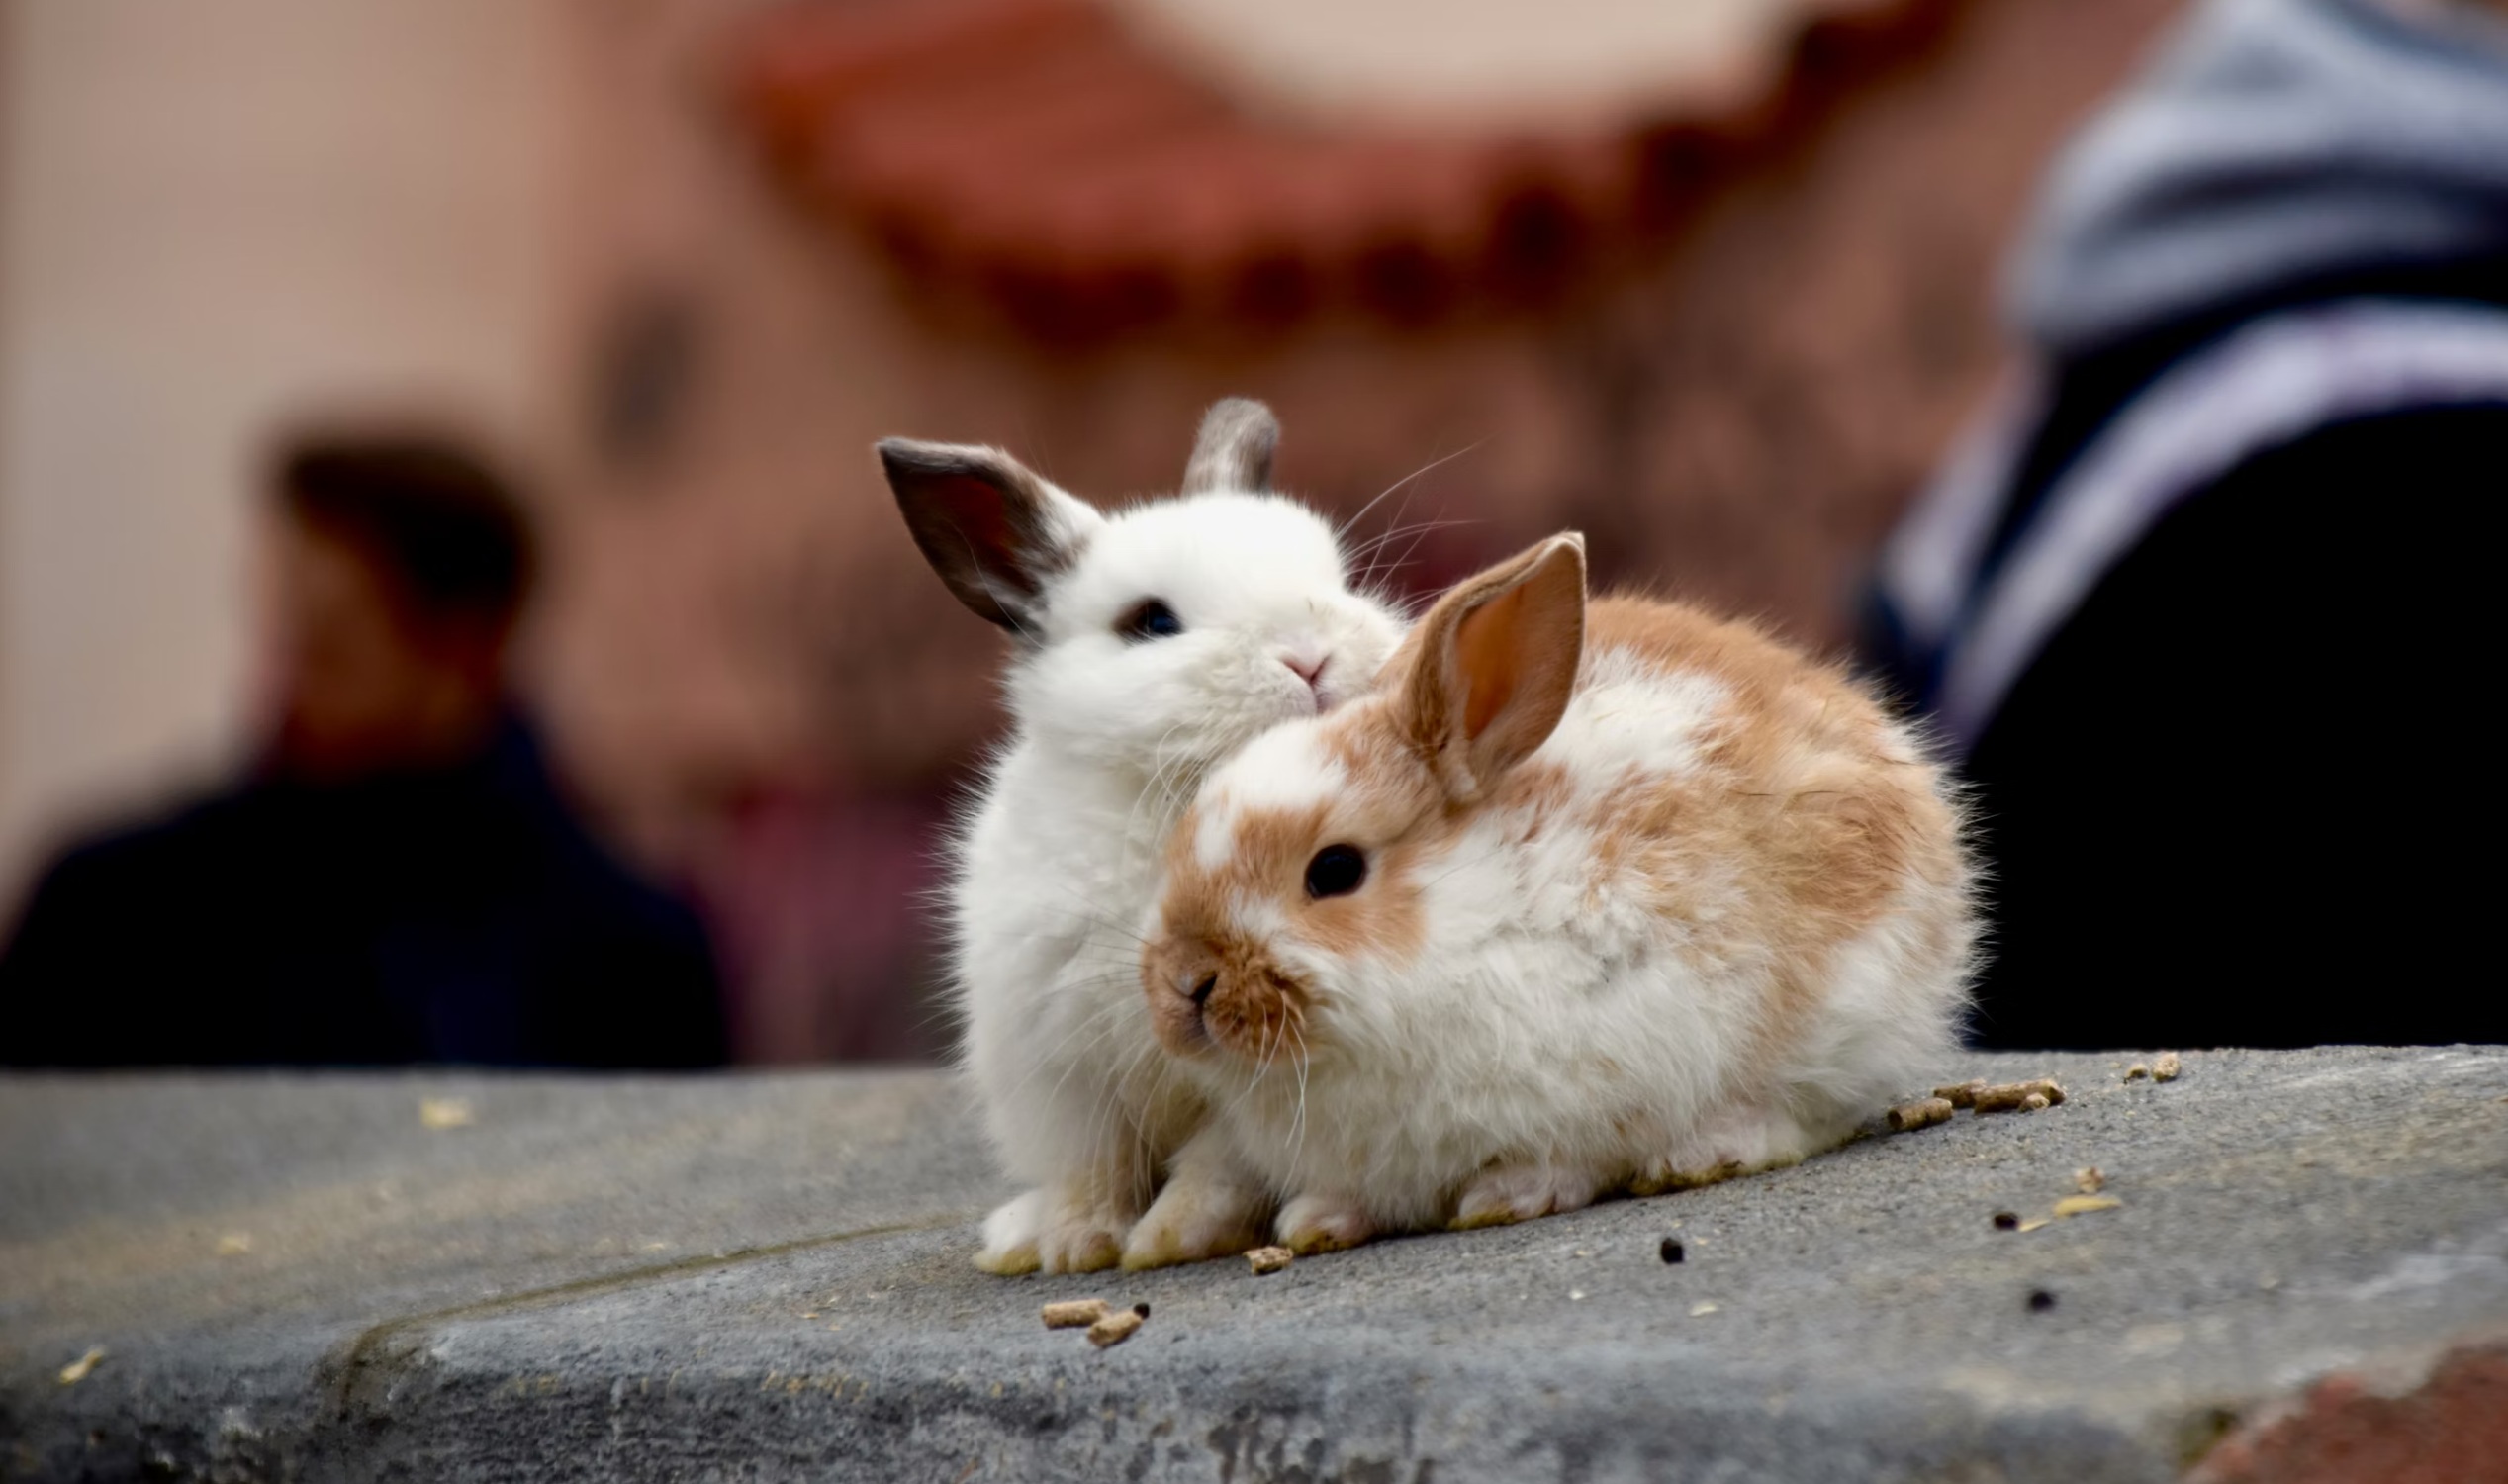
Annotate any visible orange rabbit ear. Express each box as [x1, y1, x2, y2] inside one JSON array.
[[1398, 533, 1586, 800]]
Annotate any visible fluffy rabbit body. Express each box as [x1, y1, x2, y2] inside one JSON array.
[[1131, 534, 1973, 1261], [881, 400, 1404, 1272]]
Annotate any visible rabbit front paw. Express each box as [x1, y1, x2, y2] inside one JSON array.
[[975, 1185, 1130, 1274], [1122, 1174, 1268, 1270], [1627, 1104, 1814, 1196], [975, 1189, 1047, 1274], [1277, 1192, 1376, 1254], [1450, 1160, 1604, 1230]]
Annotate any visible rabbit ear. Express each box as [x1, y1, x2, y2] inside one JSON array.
[[879, 438, 1105, 634], [1180, 398, 1278, 495], [1400, 533, 1587, 800]]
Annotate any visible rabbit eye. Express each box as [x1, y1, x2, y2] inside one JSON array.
[[1117, 599, 1184, 642], [1304, 843, 1367, 899]]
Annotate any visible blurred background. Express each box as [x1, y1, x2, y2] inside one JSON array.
[[0, 0, 2191, 1063]]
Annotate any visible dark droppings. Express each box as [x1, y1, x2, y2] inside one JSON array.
[[1133, 1302, 1151, 1320], [1993, 1211, 2020, 1231], [2028, 1288, 2057, 1313], [1659, 1238, 1684, 1264]]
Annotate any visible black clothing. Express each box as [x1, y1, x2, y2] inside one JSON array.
[[1951, 400, 2508, 1049], [1863, 275, 2508, 1050], [0, 717, 726, 1068], [1861, 0, 2508, 1050]]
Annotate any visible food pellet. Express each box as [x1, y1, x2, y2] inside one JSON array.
[[1087, 1309, 1144, 1348], [1041, 1299, 1108, 1330], [1887, 1097, 1954, 1132], [2021, 1092, 2050, 1111], [2016, 1217, 2051, 1233], [2075, 1167, 2106, 1194], [56, 1347, 105, 1385], [2053, 1195, 2122, 1218], [2152, 1053, 2183, 1082], [1932, 1080, 1988, 1108], [2124, 1063, 2151, 1081], [1972, 1079, 2065, 1114], [1246, 1246, 1294, 1275], [1992, 1210, 2020, 1231]]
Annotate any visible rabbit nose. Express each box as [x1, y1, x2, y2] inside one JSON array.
[[1187, 972, 1218, 1006], [1279, 651, 1327, 693]]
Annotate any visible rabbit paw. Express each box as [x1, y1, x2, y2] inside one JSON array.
[[1628, 1105, 1813, 1196], [975, 1189, 1047, 1274], [1450, 1160, 1603, 1230], [975, 1186, 1128, 1274], [1123, 1173, 1268, 1270], [1277, 1192, 1376, 1254]]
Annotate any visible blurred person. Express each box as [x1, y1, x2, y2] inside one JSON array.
[[1862, 0, 2508, 1049], [0, 431, 727, 1067]]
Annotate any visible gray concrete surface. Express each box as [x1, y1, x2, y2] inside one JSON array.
[[2, 1049, 2504, 1482]]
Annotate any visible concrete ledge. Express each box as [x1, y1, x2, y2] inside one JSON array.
[[4, 1049, 2504, 1482]]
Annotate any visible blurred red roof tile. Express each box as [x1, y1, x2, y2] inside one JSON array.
[[723, 0, 1961, 342]]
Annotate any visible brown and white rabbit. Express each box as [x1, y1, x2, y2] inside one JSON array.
[[1125, 533, 1974, 1264]]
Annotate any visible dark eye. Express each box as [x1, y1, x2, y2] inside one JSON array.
[[1304, 843, 1367, 899], [1116, 599, 1184, 642]]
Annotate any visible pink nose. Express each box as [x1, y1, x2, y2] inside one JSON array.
[[1282, 654, 1326, 692]]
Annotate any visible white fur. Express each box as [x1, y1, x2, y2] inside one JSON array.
[[1149, 631, 1974, 1249], [951, 488, 1403, 1272]]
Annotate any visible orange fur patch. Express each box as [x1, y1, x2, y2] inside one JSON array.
[[1571, 595, 1962, 1085]]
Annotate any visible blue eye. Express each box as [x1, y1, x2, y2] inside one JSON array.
[[1117, 599, 1184, 641]]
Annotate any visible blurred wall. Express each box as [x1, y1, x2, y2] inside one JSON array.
[[0, 0, 572, 899], [0, 0, 2187, 1062]]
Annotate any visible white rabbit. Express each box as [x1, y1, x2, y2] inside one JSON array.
[[1129, 533, 1974, 1262], [880, 399, 1406, 1273]]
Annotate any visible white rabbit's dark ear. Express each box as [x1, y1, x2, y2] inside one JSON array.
[[1180, 398, 1278, 495], [1399, 533, 1586, 800], [879, 438, 1104, 634]]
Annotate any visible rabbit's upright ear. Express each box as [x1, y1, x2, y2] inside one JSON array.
[[1399, 533, 1586, 801], [1180, 397, 1278, 495], [879, 438, 1106, 635]]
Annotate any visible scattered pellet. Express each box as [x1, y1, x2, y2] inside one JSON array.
[[1689, 1302, 1718, 1317], [2124, 1063, 2151, 1082], [57, 1347, 105, 1385], [1659, 1238, 1685, 1265], [2075, 1167, 2106, 1195], [1972, 1079, 2066, 1114], [2027, 1288, 2057, 1313], [1887, 1097, 1954, 1132], [1246, 1246, 1294, 1276], [1992, 1210, 2019, 1232], [1087, 1309, 1144, 1348], [418, 1097, 474, 1130], [2053, 1195, 2122, 1218], [1931, 1080, 1988, 1108], [2016, 1218, 2050, 1234], [2152, 1053, 2183, 1082], [1041, 1299, 1108, 1330], [2022, 1092, 2050, 1111], [1132, 1302, 1150, 1320], [215, 1233, 252, 1256]]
